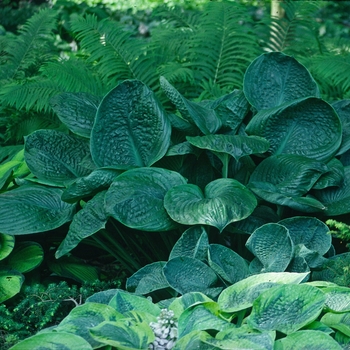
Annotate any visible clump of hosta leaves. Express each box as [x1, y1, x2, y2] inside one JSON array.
[[149, 309, 178, 350]]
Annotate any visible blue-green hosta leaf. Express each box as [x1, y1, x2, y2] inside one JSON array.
[[169, 292, 214, 319], [243, 52, 319, 110], [105, 167, 186, 231], [108, 289, 161, 316], [208, 244, 249, 284], [166, 141, 201, 157], [62, 168, 120, 203], [278, 217, 331, 256], [0, 185, 75, 234], [56, 302, 123, 348], [248, 284, 326, 334], [313, 158, 344, 190], [90, 319, 155, 350], [246, 223, 294, 273], [186, 135, 269, 162], [163, 257, 221, 298], [178, 302, 230, 338], [24, 129, 95, 185], [218, 272, 309, 313], [287, 256, 310, 275], [0, 267, 24, 303], [160, 76, 221, 134], [313, 166, 350, 215], [56, 191, 108, 258], [7, 241, 43, 273], [50, 92, 100, 138], [274, 330, 342, 350], [246, 97, 342, 162], [249, 154, 328, 197], [169, 226, 209, 262], [0, 233, 15, 260], [126, 261, 171, 295], [86, 289, 119, 304], [333, 100, 350, 156], [322, 312, 350, 337], [323, 287, 350, 313], [91, 80, 171, 168], [8, 332, 93, 350], [216, 325, 275, 350], [164, 178, 257, 232]]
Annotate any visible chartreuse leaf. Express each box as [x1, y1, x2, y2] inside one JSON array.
[[169, 226, 209, 262], [248, 284, 326, 334], [50, 92, 100, 138], [218, 272, 309, 313], [274, 330, 342, 350], [56, 302, 123, 348], [186, 135, 269, 162], [246, 223, 294, 273], [246, 97, 342, 162], [8, 332, 93, 350], [24, 129, 94, 185], [243, 52, 319, 111], [108, 289, 161, 316], [323, 287, 350, 312], [322, 312, 350, 337], [164, 178, 257, 232], [56, 191, 108, 258], [0, 233, 15, 260], [90, 319, 155, 350], [169, 292, 214, 319], [160, 76, 221, 135], [164, 257, 221, 298], [0, 267, 24, 303], [105, 167, 186, 231], [62, 168, 120, 203], [178, 302, 230, 338], [216, 325, 275, 350], [6, 241, 43, 273], [126, 261, 171, 295], [91, 80, 171, 168], [208, 244, 249, 284], [0, 185, 75, 235], [313, 166, 350, 215]]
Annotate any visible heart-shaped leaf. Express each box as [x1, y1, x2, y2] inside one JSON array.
[[56, 191, 109, 258], [246, 97, 342, 162], [248, 284, 326, 334], [0, 185, 75, 234], [25, 129, 94, 185], [50, 92, 100, 138], [244, 52, 319, 110], [105, 167, 187, 231], [91, 80, 171, 168], [246, 223, 294, 273], [186, 135, 269, 161], [0, 267, 24, 303], [164, 178, 257, 232]]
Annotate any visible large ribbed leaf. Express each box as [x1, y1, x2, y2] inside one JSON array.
[[164, 178, 257, 232], [91, 80, 171, 168], [0, 185, 75, 234], [313, 158, 344, 190], [246, 223, 294, 273], [333, 100, 350, 156], [246, 97, 342, 162], [25, 129, 94, 185], [186, 135, 269, 161], [243, 52, 319, 110], [105, 167, 187, 231], [56, 191, 108, 258], [50, 92, 100, 138], [248, 284, 326, 334], [313, 166, 350, 215], [160, 76, 221, 135]]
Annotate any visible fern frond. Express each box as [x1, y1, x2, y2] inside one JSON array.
[[0, 8, 58, 81], [70, 14, 159, 90], [0, 78, 64, 112]]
